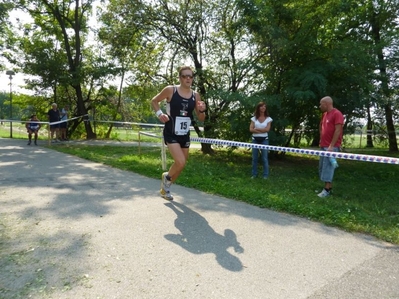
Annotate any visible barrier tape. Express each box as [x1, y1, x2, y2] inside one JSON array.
[[49, 115, 89, 125], [138, 131, 163, 139], [0, 114, 89, 125], [190, 137, 399, 165], [4, 116, 396, 165]]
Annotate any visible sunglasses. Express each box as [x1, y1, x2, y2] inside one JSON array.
[[180, 74, 194, 79]]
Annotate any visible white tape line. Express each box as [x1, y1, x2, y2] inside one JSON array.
[[190, 137, 399, 165], [1, 114, 89, 125], [49, 114, 89, 125], [95, 120, 164, 128], [138, 131, 162, 139]]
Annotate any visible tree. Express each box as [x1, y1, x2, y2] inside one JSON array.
[[0, 2, 16, 74], [97, 0, 156, 138], [4, 0, 397, 151], [329, 0, 399, 151], [236, 0, 385, 151], [367, 0, 399, 151], [141, 0, 271, 153], [5, 0, 113, 139]]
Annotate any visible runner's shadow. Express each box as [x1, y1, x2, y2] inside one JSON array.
[[164, 201, 244, 272]]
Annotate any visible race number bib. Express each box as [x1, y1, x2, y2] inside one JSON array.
[[174, 116, 191, 135]]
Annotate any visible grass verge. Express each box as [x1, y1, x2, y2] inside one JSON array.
[[51, 143, 399, 245]]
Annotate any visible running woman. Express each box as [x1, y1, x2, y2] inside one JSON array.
[[151, 66, 206, 200]]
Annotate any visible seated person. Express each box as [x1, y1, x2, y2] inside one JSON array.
[[26, 114, 41, 145]]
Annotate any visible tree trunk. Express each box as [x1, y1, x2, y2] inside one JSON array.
[[84, 116, 97, 139], [200, 143, 214, 154], [76, 86, 96, 139], [192, 119, 214, 155], [366, 105, 373, 148], [105, 125, 114, 139], [384, 104, 398, 152], [370, 12, 397, 152]]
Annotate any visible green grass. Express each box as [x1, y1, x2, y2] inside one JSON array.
[[0, 124, 48, 140], [50, 143, 399, 245]]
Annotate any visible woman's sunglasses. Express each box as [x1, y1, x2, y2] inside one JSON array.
[[180, 74, 194, 79]]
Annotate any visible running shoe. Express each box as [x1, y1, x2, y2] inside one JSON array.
[[160, 172, 173, 200], [317, 189, 330, 198]]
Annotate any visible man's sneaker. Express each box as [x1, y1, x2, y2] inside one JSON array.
[[27, 141, 31, 145], [161, 172, 172, 191], [317, 189, 330, 198], [160, 189, 174, 201], [160, 172, 173, 200]]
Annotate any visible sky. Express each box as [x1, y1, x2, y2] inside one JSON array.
[[0, 71, 27, 94], [1, 8, 32, 94]]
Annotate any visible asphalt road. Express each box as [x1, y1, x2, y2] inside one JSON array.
[[0, 137, 398, 299]]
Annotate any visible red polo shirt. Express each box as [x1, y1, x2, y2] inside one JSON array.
[[320, 108, 344, 147]]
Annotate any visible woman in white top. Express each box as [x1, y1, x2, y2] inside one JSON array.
[[249, 102, 273, 179]]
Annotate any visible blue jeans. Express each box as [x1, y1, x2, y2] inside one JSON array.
[[319, 147, 340, 182], [252, 139, 269, 177]]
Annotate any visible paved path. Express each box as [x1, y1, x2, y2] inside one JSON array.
[[0, 138, 398, 299]]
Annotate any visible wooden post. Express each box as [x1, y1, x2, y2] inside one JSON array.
[[161, 137, 166, 171]]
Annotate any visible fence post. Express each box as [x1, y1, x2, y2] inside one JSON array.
[[48, 123, 51, 145], [138, 132, 141, 155], [161, 137, 167, 171]]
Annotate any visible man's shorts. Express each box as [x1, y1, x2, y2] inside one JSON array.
[[59, 121, 67, 129], [319, 147, 340, 182], [163, 132, 190, 148]]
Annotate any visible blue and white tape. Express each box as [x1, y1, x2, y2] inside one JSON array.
[[190, 137, 399, 165], [0, 114, 88, 126]]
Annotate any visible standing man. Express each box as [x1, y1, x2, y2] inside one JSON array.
[[48, 103, 60, 143], [151, 66, 206, 200], [318, 96, 344, 198], [60, 105, 69, 141]]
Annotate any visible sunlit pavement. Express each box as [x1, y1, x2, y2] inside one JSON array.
[[1, 137, 398, 299]]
